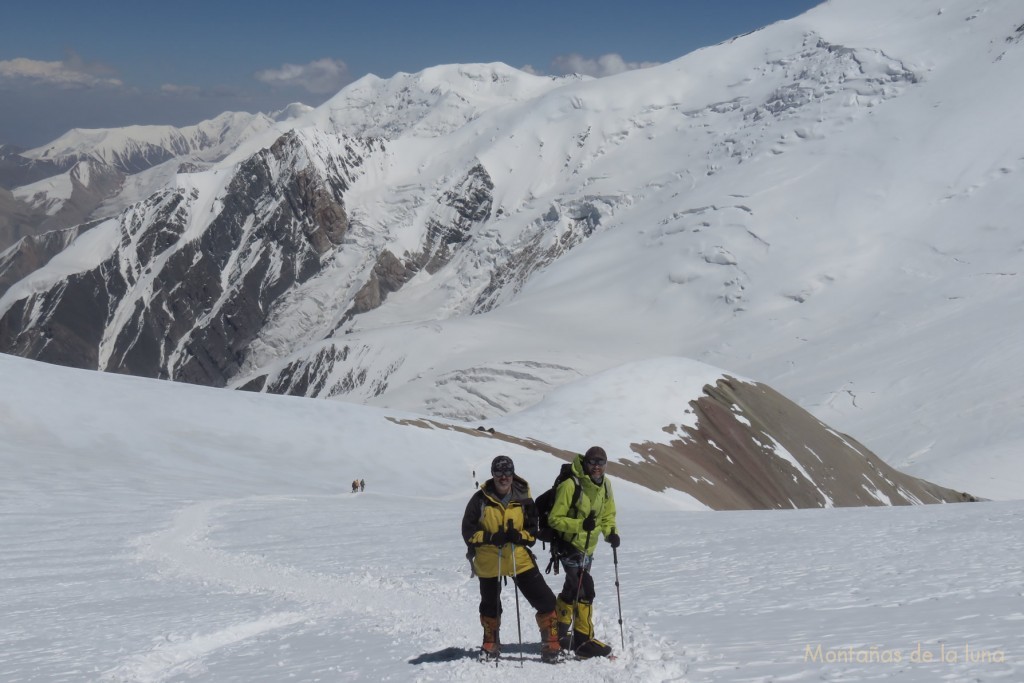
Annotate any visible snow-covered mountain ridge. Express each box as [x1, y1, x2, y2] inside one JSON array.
[[0, 107, 314, 249], [22, 110, 289, 172], [2, 0, 1023, 499]]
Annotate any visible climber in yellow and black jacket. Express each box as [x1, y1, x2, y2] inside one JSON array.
[[547, 446, 619, 659], [461, 455, 561, 662]]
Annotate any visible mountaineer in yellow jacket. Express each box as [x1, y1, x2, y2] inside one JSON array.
[[461, 455, 560, 662], [547, 446, 619, 658]]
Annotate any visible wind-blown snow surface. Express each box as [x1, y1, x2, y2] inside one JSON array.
[[2, 353, 1022, 682]]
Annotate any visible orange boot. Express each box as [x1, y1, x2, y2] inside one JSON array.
[[480, 615, 501, 659], [536, 610, 562, 663]]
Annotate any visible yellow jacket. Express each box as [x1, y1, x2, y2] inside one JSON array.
[[461, 475, 538, 578]]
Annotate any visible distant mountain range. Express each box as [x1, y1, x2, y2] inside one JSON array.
[[0, 107, 313, 248], [2, 0, 1022, 499]]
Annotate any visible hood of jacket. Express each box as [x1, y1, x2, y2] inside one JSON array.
[[481, 473, 531, 505]]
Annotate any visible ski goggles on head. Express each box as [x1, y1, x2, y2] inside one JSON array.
[[490, 455, 514, 477]]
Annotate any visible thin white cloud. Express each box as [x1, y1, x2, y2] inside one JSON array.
[[0, 55, 123, 88], [255, 58, 350, 94], [160, 83, 202, 96], [550, 53, 661, 78]]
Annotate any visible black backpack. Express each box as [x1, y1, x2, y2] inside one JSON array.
[[534, 462, 582, 574]]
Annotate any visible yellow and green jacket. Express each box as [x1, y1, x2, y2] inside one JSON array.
[[461, 475, 538, 578], [547, 454, 617, 556]]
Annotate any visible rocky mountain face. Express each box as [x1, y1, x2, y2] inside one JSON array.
[[623, 376, 974, 509], [0, 112, 295, 251], [15, 161, 126, 234], [0, 144, 75, 189], [1, 130, 377, 384], [0, 224, 86, 297], [0, 60, 570, 389], [0, 146, 75, 248], [0, 187, 47, 251]]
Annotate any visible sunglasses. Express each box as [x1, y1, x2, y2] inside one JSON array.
[[492, 468, 514, 478], [585, 458, 607, 468]]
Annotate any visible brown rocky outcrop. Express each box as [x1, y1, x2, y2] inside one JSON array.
[[617, 376, 969, 509], [387, 375, 972, 510]]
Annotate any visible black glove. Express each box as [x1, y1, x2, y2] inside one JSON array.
[[488, 529, 508, 546], [606, 532, 620, 549], [581, 513, 596, 532], [505, 527, 524, 545]]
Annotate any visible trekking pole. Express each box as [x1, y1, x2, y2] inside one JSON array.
[[569, 514, 594, 652], [494, 537, 502, 669], [508, 520, 524, 667], [611, 526, 625, 650]]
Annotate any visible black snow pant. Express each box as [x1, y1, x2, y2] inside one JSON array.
[[479, 565, 556, 618], [557, 551, 595, 603]]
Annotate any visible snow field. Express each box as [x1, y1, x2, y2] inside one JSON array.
[[3, 479, 1021, 682]]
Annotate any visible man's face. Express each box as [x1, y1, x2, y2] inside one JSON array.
[[584, 454, 607, 481], [492, 467, 513, 494]]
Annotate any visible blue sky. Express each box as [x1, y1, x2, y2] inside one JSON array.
[[0, 0, 822, 148]]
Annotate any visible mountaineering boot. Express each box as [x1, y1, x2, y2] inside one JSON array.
[[480, 615, 501, 659], [555, 596, 574, 650], [536, 610, 562, 663], [573, 636, 613, 659], [558, 620, 572, 652], [571, 600, 613, 658]]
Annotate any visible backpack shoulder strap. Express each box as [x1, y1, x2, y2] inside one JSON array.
[[553, 462, 582, 515], [569, 474, 582, 511]]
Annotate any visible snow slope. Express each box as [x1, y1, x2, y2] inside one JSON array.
[[2, 352, 1022, 682]]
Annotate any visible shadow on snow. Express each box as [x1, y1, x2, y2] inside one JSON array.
[[409, 643, 546, 665]]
